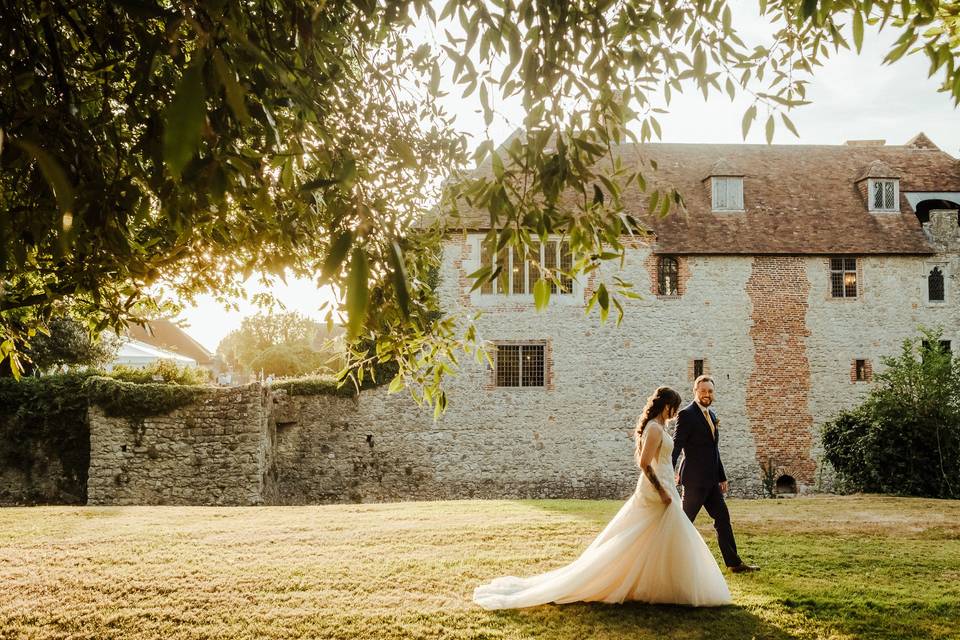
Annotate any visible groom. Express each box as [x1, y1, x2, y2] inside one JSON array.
[[672, 375, 759, 573]]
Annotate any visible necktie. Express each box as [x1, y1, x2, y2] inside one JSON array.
[[703, 409, 716, 438]]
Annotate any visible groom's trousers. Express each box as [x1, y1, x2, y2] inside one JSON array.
[[681, 483, 742, 568]]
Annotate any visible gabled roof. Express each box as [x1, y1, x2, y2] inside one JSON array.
[[855, 159, 900, 182], [705, 158, 743, 178], [126, 319, 213, 366], [906, 132, 939, 150], [446, 136, 960, 255]]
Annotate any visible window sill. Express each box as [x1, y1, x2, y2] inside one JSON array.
[[711, 209, 745, 213], [868, 209, 901, 214], [657, 294, 683, 300]]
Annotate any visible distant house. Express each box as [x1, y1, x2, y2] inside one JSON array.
[[110, 338, 198, 370], [122, 319, 214, 370]]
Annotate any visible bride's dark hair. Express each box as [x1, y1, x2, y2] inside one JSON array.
[[636, 386, 682, 438]]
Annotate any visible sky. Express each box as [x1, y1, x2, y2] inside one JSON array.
[[178, 5, 960, 353]]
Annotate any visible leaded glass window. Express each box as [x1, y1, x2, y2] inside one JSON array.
[[929, 267, 945, 302], [658, 256, 679, 295], [830, 257, 858, 298], [870, 179, 898, 211]]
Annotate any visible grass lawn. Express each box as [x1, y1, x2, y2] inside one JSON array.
[[1, 496, 959, 639]]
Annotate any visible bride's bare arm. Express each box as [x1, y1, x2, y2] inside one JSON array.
[[637, 424, 672, 505]]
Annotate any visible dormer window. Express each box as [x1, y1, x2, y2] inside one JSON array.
[[869, 178, 899, 212], [711, 177, 744, 211]]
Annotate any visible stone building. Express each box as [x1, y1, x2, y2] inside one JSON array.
[[431, 133, 960, 497], [83, 134, 960, 505]]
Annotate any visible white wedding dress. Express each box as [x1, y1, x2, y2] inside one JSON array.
[[473, 425, 732, 609]]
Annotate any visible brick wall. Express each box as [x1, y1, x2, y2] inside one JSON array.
[[745, 256, 817, 485]]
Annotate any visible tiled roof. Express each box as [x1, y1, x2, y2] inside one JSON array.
[[126, 319, 213, 366], [855, 160, 899, 182], [446, 135, 960, 255]]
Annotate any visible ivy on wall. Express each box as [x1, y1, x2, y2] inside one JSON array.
[[0, 372, 94, 504], [84, 376, 208, 418]]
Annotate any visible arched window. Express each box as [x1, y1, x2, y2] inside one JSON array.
[[929, 267, 945, 302], [658, 256, 679, 296]]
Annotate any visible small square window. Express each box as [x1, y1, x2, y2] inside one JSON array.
[[495, 343, 545, 387], [693, 359, 704, 379]]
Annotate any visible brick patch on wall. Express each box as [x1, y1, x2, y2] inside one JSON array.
[[850, 358, 873, 383], [746, 256, 817, 485]]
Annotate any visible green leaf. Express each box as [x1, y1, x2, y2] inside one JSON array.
[[491, 150, 504, 179], [533, 278, 550, 310], [346, 248, 369, 340], [389, 240, 411, 318], [430, 60, 441, 95], [853, 10, 864, 53], [467, 265, 492, 291], [781, 112, 800, 137], [163, 52, 207, 179], [765, 114, 775, 144], [597, 283, 610, 323], [212, 49, 249, 123], [13, 140, 74, 217], [801, 0, 819, 20], [321, 231, 353, 281], [741, 104, 757, 140], [388, 373, 405, 394]]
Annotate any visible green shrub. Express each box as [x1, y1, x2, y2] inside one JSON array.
[[107, 360, 210, 385], [822, 329, 960, 498], [84, 376, 208, 418], [248, 343, 335, 378], [272, 375, 352, 397]]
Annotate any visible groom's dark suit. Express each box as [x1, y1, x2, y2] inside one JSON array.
[[672, 402, 742, 568]]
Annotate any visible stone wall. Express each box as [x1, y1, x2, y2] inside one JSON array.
[[87, 384, 276, 505], [0, 441, 86, 506], [0, 375, 90, 506]]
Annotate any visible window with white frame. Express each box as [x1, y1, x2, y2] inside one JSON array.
[[868, 178, 899, 212], [495, 343, 545, 387], [830, 257, 858, 298], [711, 177, 744, 211], [480, 239, 573, 296]]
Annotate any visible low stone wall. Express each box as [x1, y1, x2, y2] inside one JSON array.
[[0, 445, 86, 506], [0, 374, 90, 506], [270, 387, 637, 504], [87, 384, 277, 506], [85, 382, 641, 506]]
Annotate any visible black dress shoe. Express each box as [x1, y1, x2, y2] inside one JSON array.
[[729, 562, 760, 573]]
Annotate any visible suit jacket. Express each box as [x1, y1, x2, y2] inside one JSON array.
[[671, 402, 727, 487]]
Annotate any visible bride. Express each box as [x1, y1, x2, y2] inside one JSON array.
[[473, 386, 732, 609]]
